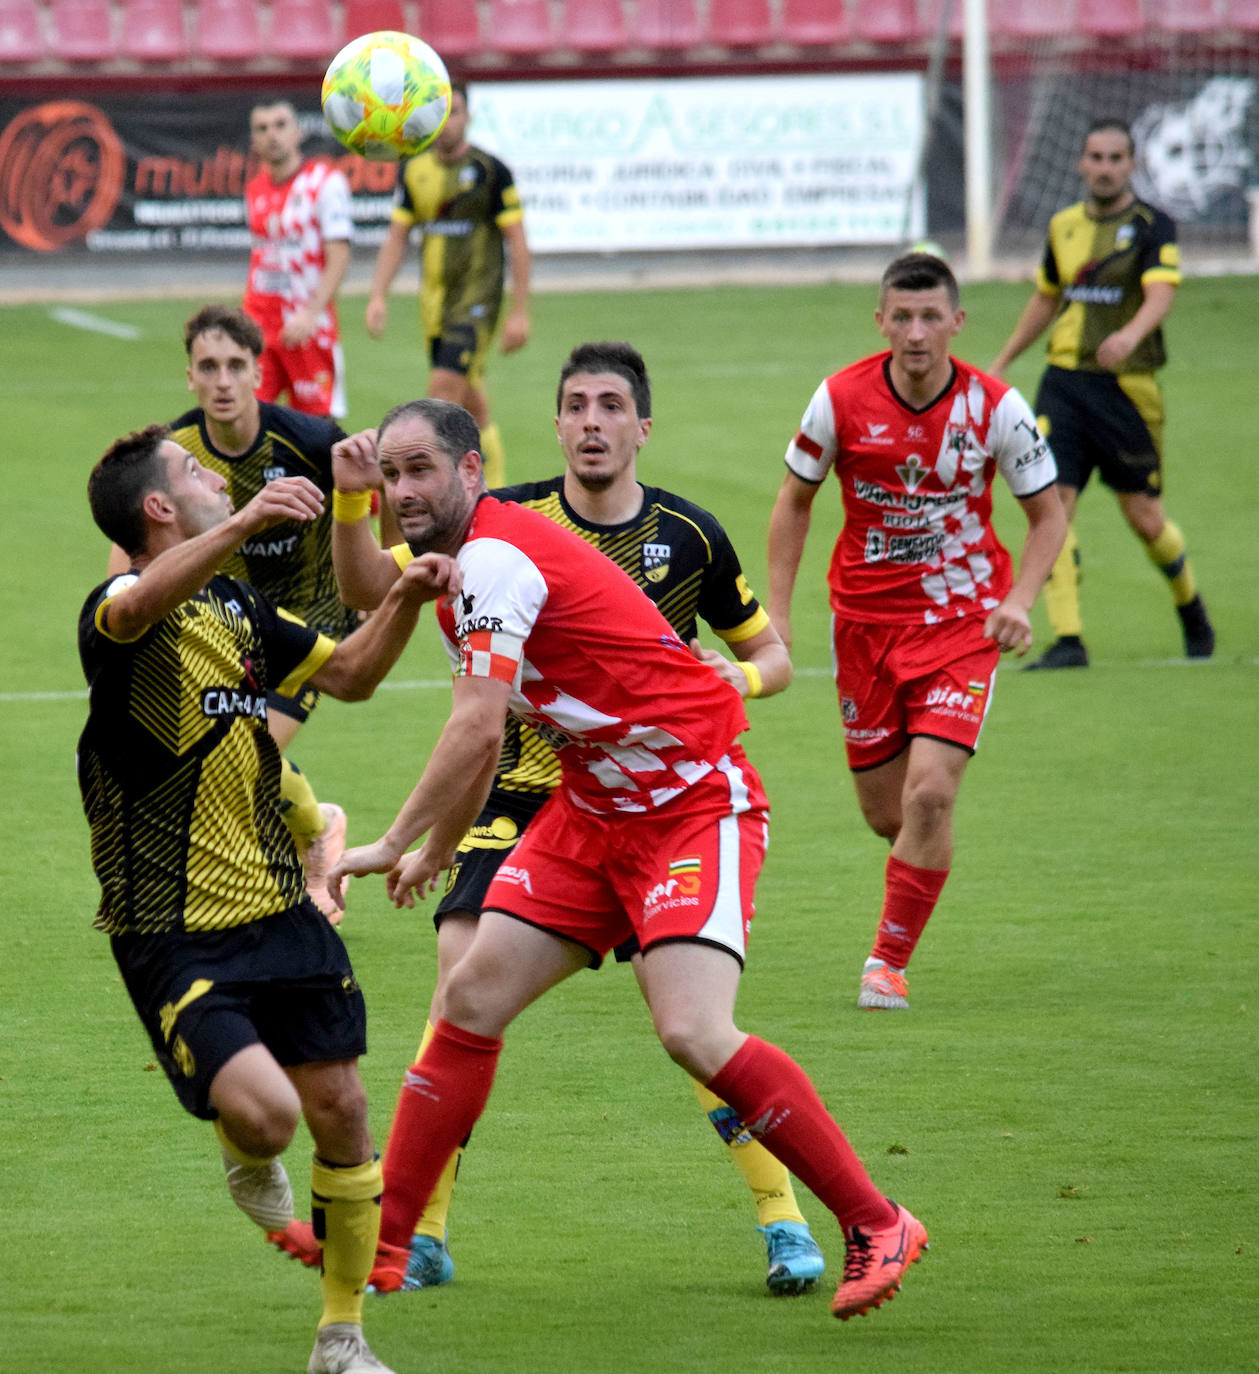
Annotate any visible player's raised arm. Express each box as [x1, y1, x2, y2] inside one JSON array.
[[102, 465, 324, 643], [330, 428, 407, 609]]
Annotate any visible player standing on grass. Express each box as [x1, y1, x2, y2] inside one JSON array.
[[311, 342, 824, 1296], [244, 98, 352, 419], [767, 253, 1066, 1011], [365, 80, 530, 489], [80, 424, 457, 1374], [108, 306, 356, 924], [990, 117, 1214, 669], [324, 395, 927, 1322]]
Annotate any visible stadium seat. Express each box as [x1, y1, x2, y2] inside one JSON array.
[[1146, 0, 1222, 30], [560, 0, 626, 52], [781, 0, 849, 46], [992, 0, 1075, 39], [0, 0, 44, 61], [119, 0, 189, 60], [1224, 0, 1259, 26], [636, 0, 703, 48], [270, 0, 341, 59], [850, 0, 923, 44], [343, 0, 408, 38], [193, 0, 263, 59], [487, 0, 555, 54], [707, 0, 774, 48], [49, 0, 117, 60], [1076, 0, 1145, 38], [415, 0, 481, 56]]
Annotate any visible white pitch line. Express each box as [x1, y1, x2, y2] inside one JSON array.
[[49, 307, 142, 340], [1, 658, 1250, 707]]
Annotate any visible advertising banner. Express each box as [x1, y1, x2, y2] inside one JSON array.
[[0, 73, 926, 258]]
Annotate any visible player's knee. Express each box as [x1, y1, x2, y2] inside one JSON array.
[[302, 1073, 369, 1152], [859, 798, 902, 842], [221, 1095, 301, 1159], [652, 1010, 730, 1081], [901, 775, 957, 832]]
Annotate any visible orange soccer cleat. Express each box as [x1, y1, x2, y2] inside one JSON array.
[[831, 1203, 928, 1320]]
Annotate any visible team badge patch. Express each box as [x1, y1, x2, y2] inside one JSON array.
[[643, 542, 671, 583], [263, 465, 288, 482], [841, 696, 858, 724]]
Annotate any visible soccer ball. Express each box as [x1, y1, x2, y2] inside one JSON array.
[[321, 30, 452, 161]]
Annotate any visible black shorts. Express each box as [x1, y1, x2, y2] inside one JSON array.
[[111, 900, 367, 1120], [1035, 365, 1164, 497], [435, 788, 549, 926], [428, 318, 494, 382]]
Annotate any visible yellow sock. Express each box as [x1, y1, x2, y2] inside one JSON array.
[[312, 1154, 382, 1329], [1143, 520, 1197, 606], [691, 1080, 804, 1228], [1044, 523, 1083, 638], [413, 1020, 463, 1240], [280, 757, 325, 847], [480, 422, 506, 488]]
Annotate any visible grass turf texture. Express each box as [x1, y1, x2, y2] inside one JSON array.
[[1, 277, 1255, 1373]]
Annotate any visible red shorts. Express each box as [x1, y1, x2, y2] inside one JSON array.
[[831, 615, 998, 771], [482, 751, 769, 966], [257, 336, 345, 418]]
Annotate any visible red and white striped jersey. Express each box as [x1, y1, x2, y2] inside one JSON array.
[[785, 353, 1057, 625], [243, 159, 352, 345], [434, 497, 750, 816]]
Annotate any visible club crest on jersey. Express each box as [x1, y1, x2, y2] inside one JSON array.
[[896, 454, 931, 492], [1116, 223, 1135, 250], [642, 542, 671, 583], [263, 465, 288, 482]]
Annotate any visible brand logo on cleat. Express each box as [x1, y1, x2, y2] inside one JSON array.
[[880, 1223, 909, 1268]]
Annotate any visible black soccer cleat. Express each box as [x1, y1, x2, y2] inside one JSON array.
[[1023, 635, 1089, 671], [1177, 595, 1215, 659]]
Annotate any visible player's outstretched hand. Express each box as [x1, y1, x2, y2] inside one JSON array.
[[385, 842, 452, 909], [984, 600, 1035, 655], [239, 476, 324, 532], [332, 429, 382, 493], [397, 553, 464, 604], [327, 838, 404, 911]]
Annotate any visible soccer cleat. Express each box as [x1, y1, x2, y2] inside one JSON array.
[[759, 1219, 825, 1295], [1177, 595, 1215, 659], [1023, 635, 1089, 670], [304, 802, 348, 925], [831, 1202, 928, 1321], [267, 1218, 321, 1268], [365, 1239, 411, 1295], [222, 1149, 294, 1232], [857, 958, 909, 1011], [307, 1323, 395, 1374], [404, 1232, 455, 1289]]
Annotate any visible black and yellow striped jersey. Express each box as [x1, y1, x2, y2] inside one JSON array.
[[78, 571, 335, 936], [169, 403, 357, 641], [455, 477, 770, 797], [391, 144, 523, 339], [1037, 198, 1181, 374]]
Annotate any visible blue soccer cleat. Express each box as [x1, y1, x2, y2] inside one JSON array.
[[403, 1232, 455, 1290], [759, 1219, 825, 1295]]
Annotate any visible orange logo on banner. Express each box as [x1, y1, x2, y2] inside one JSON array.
[[0, 101, 125, 252]]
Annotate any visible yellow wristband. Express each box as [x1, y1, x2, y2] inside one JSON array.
[[737, 660, 763, 698], [332, 489, 372, 523]]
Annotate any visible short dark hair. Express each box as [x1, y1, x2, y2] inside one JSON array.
[[88, 423, 172, 555], [1085, 117, 1135, 156], [377, 397, 482, 464], [450, 78, 468, 105], [183, 304, 264, 359], [879, 252, 961, 311], [556, 341, 652, 418], [250, 97, 297, 120]]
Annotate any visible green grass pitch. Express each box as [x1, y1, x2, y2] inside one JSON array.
[[1, 274, 1255, 1373]]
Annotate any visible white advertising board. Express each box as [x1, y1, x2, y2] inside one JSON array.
[[466, 74, 926, 251]]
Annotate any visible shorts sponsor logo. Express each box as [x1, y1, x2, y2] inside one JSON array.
[[495, 864, 533, 894], [844, 726, 891, 742], [645, 854, 702, 917], [926, 685, 979, 717], [967, 680, 987, 696]]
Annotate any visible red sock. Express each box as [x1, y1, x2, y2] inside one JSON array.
[[706, 1036, 896, 1232], [871, 854, 949, 970], [379, 1019, 502, 1248]]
